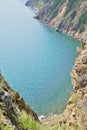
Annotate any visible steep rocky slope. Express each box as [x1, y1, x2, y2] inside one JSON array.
[[0, 73, 47, 130], [26, 0, 87, 41], [59, 44, 87, 130]]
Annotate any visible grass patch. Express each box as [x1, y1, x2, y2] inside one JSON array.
[[71, 93, 78, 103], [72, 124, 78, 130], [18, 110, 47, 130], [60, 124, 67, 130], [0, 83, 3, 88], [0, 124, 12, 130]]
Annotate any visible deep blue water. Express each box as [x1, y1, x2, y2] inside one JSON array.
[[0, 0, 80, 115]]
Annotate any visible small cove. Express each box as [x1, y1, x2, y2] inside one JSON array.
[[0, 0, 80, 115]]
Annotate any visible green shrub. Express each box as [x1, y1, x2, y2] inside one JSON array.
[[0, 124, 12, 130], [72, 124, 78, 130], [60, 124, 67, 130], [71, 93, 78, 103], [18, 111, 47, 130]]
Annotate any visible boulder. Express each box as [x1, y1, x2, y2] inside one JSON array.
[[2, 92, 12, 109]]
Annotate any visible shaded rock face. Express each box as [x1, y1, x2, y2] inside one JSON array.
[[26, 0, 87, 41], [25, 0, 40, 7], [2, 92, 12, 109], [26, 0, 50, 6], [0, 73, 39, 129]]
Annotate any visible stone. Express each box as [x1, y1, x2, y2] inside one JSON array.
[[38, 115, 47, 121], [69, 122, 73, 126], [2, 92, 12, 109], [72, 112, 76, 117], [82, 55, 87, 64], [80, 75, 87, 88]]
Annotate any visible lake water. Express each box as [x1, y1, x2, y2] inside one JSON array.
[[0, 0, 80, 115]]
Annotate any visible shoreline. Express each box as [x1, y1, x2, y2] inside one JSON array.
[[28, 6, 86, 44]]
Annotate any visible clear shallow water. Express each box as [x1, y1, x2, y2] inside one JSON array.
[[0, 0, 80, 115]]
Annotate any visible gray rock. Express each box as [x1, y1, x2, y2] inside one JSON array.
[[2, 92, 12, 109]]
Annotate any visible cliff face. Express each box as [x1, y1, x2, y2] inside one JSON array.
[[0, 73, 47, 130], [59, 45, 87, 130], [26, 0, 87, 41]]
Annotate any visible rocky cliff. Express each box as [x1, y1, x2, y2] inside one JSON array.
[[59, 44, 87, 130], [0, 72, 47, 130], [26, 0, 87, 42], [0, 1, 87, 129]]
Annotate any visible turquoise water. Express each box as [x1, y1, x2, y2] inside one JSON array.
[[0, 0, 80, 115]]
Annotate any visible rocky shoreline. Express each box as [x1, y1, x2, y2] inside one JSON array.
[[26, 0, 87, 44], [27, 7, 86, 45]]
